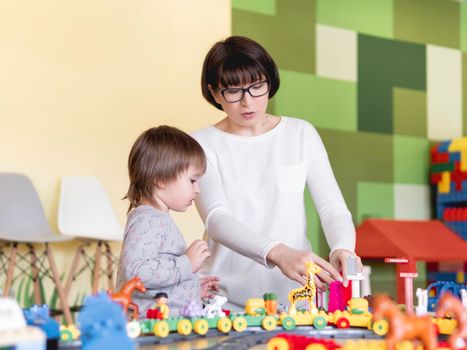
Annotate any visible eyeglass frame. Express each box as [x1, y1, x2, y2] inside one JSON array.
[[218, 80, 270, 103]]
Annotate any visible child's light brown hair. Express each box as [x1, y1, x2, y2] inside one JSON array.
[[125, 125, 206, 212]]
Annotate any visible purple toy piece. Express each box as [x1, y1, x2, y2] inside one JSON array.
[[179, 300, 204, 317]]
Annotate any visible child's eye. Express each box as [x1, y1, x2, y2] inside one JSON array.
[[191, 179, 197, 184]]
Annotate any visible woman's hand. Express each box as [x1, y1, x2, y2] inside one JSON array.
[[200, 275, 220, 299], [267, 243, 342, 291], [185, 239, 211, 273], [329, 249, 363, 287]]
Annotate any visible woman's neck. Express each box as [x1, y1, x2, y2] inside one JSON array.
[[215, 114, 281, 136]]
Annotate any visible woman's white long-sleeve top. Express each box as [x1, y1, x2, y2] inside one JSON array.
[[192, 116, 355, 310]]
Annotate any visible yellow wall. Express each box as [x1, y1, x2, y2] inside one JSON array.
[[0, 0, 230, 296]]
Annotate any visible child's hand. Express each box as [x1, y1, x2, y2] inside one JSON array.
[[200, 276, 220, 299], [185, 239, 211, 273]]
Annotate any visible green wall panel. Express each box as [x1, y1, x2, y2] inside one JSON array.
[[358, 34, 426, 134], [462, 4, 467, 53], [232, 0, 276, 16], [394, 135, 430, 185], [317, 0, 393, 39], [464, 54, 467, 136], [394, 0, 459, 49], [357, 181, 394, 223], [318, 129, 393, 223], [393, 87, 427, 137], [232, 0, 316, 74], [275, 70, 357, 131]]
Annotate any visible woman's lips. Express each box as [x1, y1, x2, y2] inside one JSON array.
[[241, 112, 255, 119]]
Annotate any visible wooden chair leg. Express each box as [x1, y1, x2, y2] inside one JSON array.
[[45, 243, 73, 325], [29, 244, 41, 305], [64, 243, 87, 299], [92, 241, 102, 294], [3, 243, 17, 297], [104, 242, 114, 291]]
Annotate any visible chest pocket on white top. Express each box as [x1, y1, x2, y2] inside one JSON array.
[[276, 162, 307, 194]]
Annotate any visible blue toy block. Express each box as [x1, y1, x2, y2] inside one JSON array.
[[437, 141, 452, 153], [426, 281, 466, 312], [449, 152, 461, 162], [78, 292, 134, 350]]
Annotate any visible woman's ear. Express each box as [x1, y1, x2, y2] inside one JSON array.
[[208, 84, 222, 105]]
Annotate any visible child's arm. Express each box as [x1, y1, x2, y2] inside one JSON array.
[[120, 212, 194, 289]]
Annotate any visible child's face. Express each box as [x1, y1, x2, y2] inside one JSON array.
[[154, 165, 202, 212]]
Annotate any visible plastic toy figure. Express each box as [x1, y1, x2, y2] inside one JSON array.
[[372, 294, 437, 350], [204, 295, 227, 318], [23, 304, 60, 349], [110, 276, 146, 319], [154, 292, 170, 319], [288, 261, 321, 315], [436, 292, 467, 349]]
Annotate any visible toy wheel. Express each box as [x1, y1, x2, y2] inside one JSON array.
[[305, 345, 327, 350], [336, 317, 350, 329], [281, 316, 296, 330], [60, 328, 73, 342], [232, 317, 247, 332], [267, 336, 290, 350], [313, 315, 327, 329], [217, 317, 232, 333], [262, 315, 277, 330], [372, 319, 389, 336], [177, 319, 192, 336], [153, 321, 169, 337], [126, 321, 141, 338], [194, 319, 209, 335]]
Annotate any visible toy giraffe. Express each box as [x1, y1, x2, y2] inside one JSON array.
[[288, 261, 321, 315]]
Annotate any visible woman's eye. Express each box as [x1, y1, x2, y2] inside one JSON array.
[[252, 82, 265, 90], [225, 89, 241, 95]]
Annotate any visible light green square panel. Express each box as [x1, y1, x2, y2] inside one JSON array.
[[232, 0, 276, 16], [317, 0, 393, 39], [393, 87, 427, 137], [394, 135, 430, 185], [357, 181, 394, 224], [275, 69, 357, 131], [462, 4, 467, 52]]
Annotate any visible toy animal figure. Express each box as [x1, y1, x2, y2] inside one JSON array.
[[204, 295, 227, 318], [110, 276, 146, 320], [288, 261, 321, 315], [436, 292, 467, 350], [372, 294, 437, 350]]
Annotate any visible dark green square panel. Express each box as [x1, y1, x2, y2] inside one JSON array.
[[395, 0, 459, 49], [232, 0, 316, 74], [358, 34, 426, 134]]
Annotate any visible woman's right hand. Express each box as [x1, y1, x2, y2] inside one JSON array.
[[185, 239, 211, 273], [266, 243, 342, 291]]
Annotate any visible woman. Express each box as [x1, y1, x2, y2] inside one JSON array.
[[193, 36, 362, 310]]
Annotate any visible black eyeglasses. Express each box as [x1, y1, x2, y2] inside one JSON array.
[[219, 81, 270, 103]]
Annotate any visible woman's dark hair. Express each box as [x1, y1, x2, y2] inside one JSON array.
[[125, 125, 206, 212], [201, 36, 280, 110]]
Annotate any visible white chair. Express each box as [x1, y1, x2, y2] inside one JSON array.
[[0, 173, 73, 325], [58, 176, 123, 295]]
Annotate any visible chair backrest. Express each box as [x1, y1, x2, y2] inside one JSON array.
[[0, 173, 64, 242], [58, 176, 123, 241]]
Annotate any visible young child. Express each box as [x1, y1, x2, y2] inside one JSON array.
[[116, 125, 220, 317]]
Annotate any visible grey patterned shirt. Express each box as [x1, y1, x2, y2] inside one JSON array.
[[116, 205, 200, 316]]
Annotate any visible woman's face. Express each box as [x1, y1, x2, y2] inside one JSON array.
[[210, 79, 270, 129]]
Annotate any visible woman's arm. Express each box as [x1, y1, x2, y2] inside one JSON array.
[[195, 153, 280, 267]]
